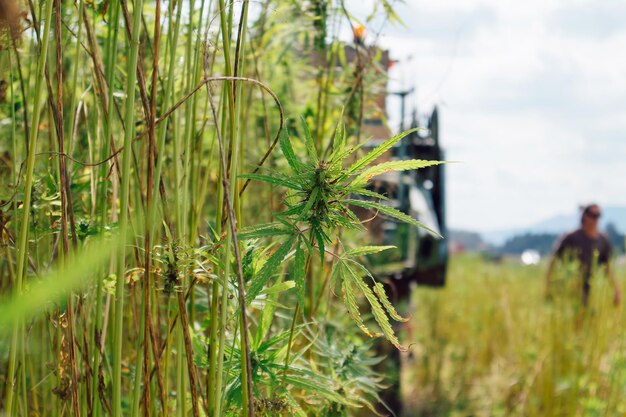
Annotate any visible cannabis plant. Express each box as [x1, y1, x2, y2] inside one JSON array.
[[240, 118, 443, 350]]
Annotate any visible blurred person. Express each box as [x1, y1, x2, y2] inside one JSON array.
[[545, 204, 621, 307]]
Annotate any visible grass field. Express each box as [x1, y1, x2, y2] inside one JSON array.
[[402, 254, 626, 417]]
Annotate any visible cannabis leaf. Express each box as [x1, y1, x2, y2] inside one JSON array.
[[240, 118, 444, 349]]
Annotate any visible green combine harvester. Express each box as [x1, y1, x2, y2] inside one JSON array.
[[360, 106, 448, 299]]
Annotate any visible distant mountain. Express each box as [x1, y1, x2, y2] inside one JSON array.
[[448, 229, 486, 251], [482, 206, 626, 245], [499, 232, 559, 256]]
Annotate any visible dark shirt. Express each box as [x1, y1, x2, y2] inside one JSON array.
[[553, 228, 611, 302]]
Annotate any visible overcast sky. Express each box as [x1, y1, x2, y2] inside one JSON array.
[[344, 0, 626, 232]]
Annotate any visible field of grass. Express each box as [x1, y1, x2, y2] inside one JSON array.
[[403, 254, 626, 417]]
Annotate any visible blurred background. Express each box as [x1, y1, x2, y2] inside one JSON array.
[[345, 0, 626, 261], [338, 2, 626, 416]]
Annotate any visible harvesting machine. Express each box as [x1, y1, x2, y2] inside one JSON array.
[[343, 32, 448, 415], [359, 106, 448, 299]]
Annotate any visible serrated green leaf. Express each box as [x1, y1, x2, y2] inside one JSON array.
[[373, 282, 409, 322], [327, 213, 364, 231], [342, 273, 381, 338], [353, 159, 444, 186], [260, 280, 296, 296], [347, 187, 390, 201], [332, 119, 346, 156], [246, 235, 296, 304], [277, 202, 306, 218], [330, 143, 366, 170], [252, 282, 289, 353], [238, 223, 292, 240], [347, 128, 419, 174], [238, 173, 302, 190], [300, 116, 319, 164], [297, 186, 319, 221], [254, 297, 277, 349], [345, 246, 396, 257], [329, 261, 341, 289], [283, 371, 347, 405], [313, 226, 327, 265], [256, 328, 298, 355], [279, 129, 302, 173], [348, 199, 442, 238], [345, 264, 406, 351]]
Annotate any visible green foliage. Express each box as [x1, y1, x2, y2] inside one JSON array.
[[206, 320, 390, 417], [241, 122, 442, 348], [348, 198, 442, 237], [246, 235, 296, 304], [313, 325, 391, 417], [0, 0, 422, 415], [352, 159, 444, 187]]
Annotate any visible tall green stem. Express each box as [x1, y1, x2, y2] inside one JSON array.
[[212, 1, 236, 415], [5, 0, 54, 413], [113, 0, 144, 415]]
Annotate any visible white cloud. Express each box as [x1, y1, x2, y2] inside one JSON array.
[[346, 0, 626, 231]]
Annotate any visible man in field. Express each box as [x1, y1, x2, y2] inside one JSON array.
[[545, 204, 621, 306]]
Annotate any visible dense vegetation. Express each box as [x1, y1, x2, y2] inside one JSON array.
[[0, 0, 438, 416], [406, 255, 626, 417]]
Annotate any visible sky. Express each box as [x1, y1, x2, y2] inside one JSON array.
[[344, 0, 626, 232]]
